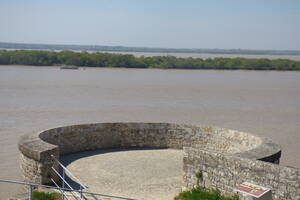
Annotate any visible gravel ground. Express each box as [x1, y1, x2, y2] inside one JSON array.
[[62, 149, 183, 200]]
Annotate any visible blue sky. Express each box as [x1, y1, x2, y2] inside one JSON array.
[[0, 0, 299, 50]]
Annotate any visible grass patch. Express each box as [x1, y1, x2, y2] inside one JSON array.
[[174, 187, 239, 200], [32, 191, 61, 200]]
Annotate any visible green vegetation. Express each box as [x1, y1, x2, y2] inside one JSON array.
[[1, 50, 300, 70], [174, 187, 239, 200], [195, 170, 203, 187], [32, 191, 61, 200], [175, 170, 239, 200]]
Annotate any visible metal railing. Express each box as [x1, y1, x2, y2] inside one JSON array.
[[0, 179, 138, 200], [50, 155, 97, 200], [0, 154, 137, 200]]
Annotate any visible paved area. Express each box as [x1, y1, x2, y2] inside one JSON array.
[[62, 149, 183, 200]]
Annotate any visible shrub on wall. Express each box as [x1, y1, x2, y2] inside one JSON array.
[[174, 187, 239, 200], [32, 191, 61, 200]]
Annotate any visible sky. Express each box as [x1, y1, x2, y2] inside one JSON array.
[[0, 0, 299, 50]]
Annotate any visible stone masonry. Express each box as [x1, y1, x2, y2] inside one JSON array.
[[18, 122, 294, 200], [183, 147, 299, 200]]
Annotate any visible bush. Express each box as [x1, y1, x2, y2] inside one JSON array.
[[1, 50, 300, 70], [174, 187, 239, 200], [32, 191, 61, 200]]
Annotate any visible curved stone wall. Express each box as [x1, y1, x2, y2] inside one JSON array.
[[19, 122, 285, 198]]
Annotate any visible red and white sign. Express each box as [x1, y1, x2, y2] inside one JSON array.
[[234, 182, 270, 198]]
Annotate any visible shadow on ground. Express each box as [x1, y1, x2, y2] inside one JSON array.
[[59, 147, 168, 200]]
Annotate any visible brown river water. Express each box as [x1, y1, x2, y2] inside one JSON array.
[[0, 65, 300, 198]]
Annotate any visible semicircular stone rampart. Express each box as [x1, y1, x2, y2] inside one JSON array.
[[18, 122, 297, 200]]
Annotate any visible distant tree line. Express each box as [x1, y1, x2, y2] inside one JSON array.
[[1, 42, 300, 55], [0, 50, 300, 70]]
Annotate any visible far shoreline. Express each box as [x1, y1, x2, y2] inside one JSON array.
[[1, 49, 300, 71], [2, 48, 300, 61], [2, 64, 300, 73]]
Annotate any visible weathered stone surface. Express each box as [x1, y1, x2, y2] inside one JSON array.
[[18, 122, 293, 200], [183, 148, 300, 200]]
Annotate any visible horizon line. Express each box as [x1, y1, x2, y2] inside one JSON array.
[[1, 41, 300, 53]]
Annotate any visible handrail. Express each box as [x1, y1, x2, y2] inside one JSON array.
[[51, 178, 70, 200], [52, 166, 75, 191], [51, 155, 93, 200], [51, 167, 81, 200], [0, 179, 138, 200], [51, 155, 88, 190]]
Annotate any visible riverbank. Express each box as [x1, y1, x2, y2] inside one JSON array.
[[1, 50, 300, 70]]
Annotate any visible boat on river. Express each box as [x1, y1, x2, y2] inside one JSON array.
[[60, 64, 79, 70]]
